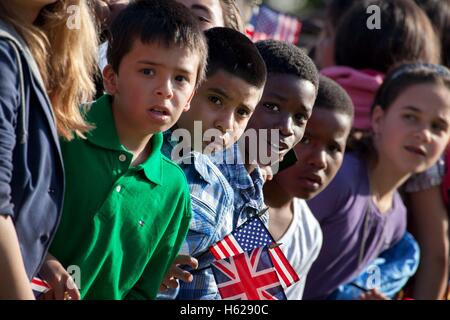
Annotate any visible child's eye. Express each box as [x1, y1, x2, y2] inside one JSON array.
[[208, 96, 223, 106], [327, 143, 341, 154], [263, 103, 279, 112], [140, 68, 155, 76], [175, 75, 189, 83], [301, 136, 311, 145], [198, 16, 211, 23], [237, 108, 251, 118], [403, 114, 418, 122], [294, 113, 308, 124], [431, 121, 447, 134]]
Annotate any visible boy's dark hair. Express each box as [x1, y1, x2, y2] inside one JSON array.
[[414, 0, 450, 68], [315, 75, 354, 120], [204, 27, 266, 88], [335, 0, 441, 73], [107, 0, 208, 85], [255, 39, 319, 93]]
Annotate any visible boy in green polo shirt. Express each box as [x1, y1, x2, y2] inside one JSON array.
[[40, 0, 208, 300]]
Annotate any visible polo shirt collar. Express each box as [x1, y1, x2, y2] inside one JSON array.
[[86, 94, 163, 185], [86, 94, 123, 151], [140, 132, 163, 185]]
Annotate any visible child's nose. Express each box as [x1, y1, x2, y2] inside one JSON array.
[[414, 126, 432, 143], [215, 111, 234, 134], [277, 115, 294, 137], [154, 79, 173, 99], [309, 150, 327, 170]]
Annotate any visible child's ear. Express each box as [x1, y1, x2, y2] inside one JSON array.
[[183, 89, 196, 112], [103, 64, 118, 95], [371, 105, 385, 135]]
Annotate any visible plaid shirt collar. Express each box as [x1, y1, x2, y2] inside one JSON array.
[[212, 143, 264, 200], [162, 130, 214, 184]]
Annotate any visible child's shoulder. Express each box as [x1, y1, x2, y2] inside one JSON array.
[[160, 153, 190, 187], [307, 153, 367, 218], [293, 198, 322, 237], [335, 152, 367, 186], [282, 199, 322, 256]]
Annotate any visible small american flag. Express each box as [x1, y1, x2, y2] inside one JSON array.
[[209, 215, 273, 259], [246, 4, 302, 45], [211, 246, 286, 300], [209, 215, 299, 288]]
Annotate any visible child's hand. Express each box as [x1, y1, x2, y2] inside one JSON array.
[[159, 255, 198, 292], [38, 253, 80, 300], [260, 165, 274, 182], [359, 288, 390, 300]]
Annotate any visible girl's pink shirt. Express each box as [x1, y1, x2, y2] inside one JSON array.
[[321, 66, 384, 131]]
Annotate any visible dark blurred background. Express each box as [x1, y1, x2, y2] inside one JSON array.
[[260, 0, 327, 51], [263, 0, 326, 17]]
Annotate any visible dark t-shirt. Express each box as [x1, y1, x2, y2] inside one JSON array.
[[304, 153, 406, 299]]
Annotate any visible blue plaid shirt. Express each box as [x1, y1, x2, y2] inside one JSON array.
[[211, 143, 267, 229], [157, 131, 234, 300]]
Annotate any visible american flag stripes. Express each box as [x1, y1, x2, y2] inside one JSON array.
[[246, 4, 302, 45], [209, 215, 272, 260], [269, 246, 299, 288], [31, 277, 50, 295], [211, 246, 286, 300]]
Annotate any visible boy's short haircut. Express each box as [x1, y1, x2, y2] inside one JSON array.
[[315, 75, 354, 120], [255, 40, 319, 93], [204, 27, 267, 88], [107, 0, 208, 85]]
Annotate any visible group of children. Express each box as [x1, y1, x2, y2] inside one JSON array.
[[1, 0, 450, 300]]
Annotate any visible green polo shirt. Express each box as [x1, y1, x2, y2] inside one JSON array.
[[50, 94, 192, 300]]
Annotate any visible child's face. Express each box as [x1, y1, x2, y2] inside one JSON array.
[[274, 108, 351, 200], [176, 70, 263, 152], [373, 83, 450, 175], [103, 39, 199, 136], [245, 73, 317, 165], [175, 0, 225, 30], [315, 21, 335, 69]]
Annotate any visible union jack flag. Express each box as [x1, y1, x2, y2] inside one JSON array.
[[246, 4, 302, 45], [209, 215, 299, 288], [211, 246, 286, 300]]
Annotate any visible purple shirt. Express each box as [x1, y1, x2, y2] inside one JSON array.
[[304, 153, 406, 300]]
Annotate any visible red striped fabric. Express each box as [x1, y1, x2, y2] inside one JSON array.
[[269, 246, 300, 288], [31, 277, 51, 293]]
